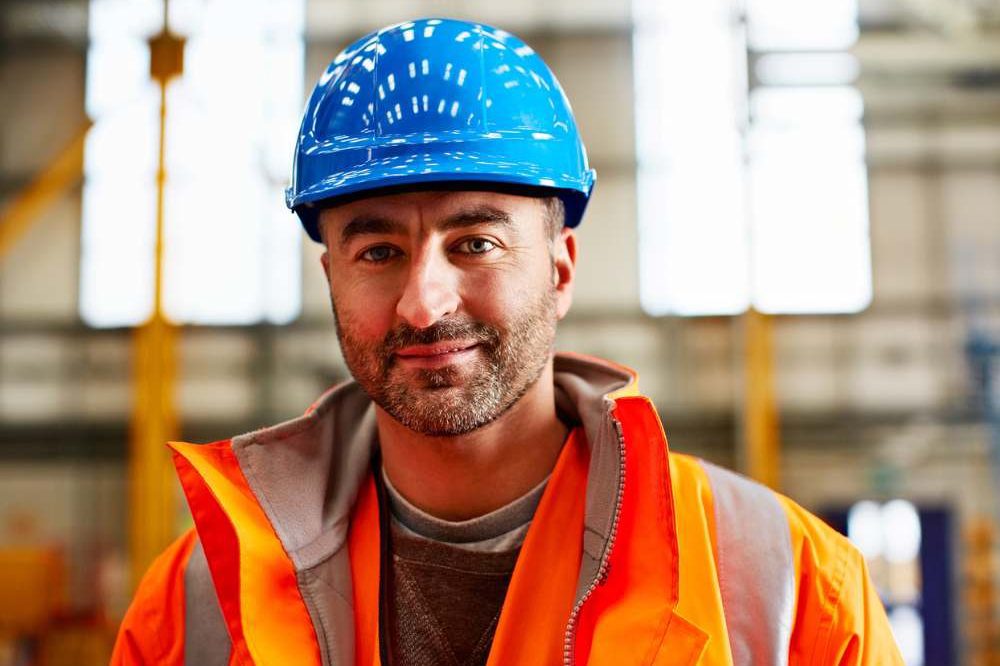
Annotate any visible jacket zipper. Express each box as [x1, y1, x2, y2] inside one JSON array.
[[562, 415, 628, 666]]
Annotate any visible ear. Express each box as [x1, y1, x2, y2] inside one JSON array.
[[317, 211, 334, 289], [553, 227, 576, 320], [320, 249, 332, 289]]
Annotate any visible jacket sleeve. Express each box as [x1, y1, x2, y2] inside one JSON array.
[[826, 547, 904, 665], [111, 529, 198, 666], [779, 497, 904, 666]]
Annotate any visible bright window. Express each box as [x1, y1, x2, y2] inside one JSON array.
[[748, 86, 871, 314], [633, 0, 871, 315], [746, 0, 859, 51], [633, 0, 750, 316], [81, 0, 304, 327]]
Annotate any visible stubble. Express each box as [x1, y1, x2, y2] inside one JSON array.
[[333, 287, 558, 436]]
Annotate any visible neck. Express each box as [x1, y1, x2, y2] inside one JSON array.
[[376, 361, 569, 521]]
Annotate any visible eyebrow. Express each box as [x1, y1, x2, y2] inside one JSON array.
[[439, 205, 513, 231], [339, 205, 514, 248], [339, 216, 406, 248]]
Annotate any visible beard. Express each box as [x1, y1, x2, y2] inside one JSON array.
[[333, 287, 558, 436]]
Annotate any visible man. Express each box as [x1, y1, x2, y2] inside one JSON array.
[[113, 18, 902, 665]]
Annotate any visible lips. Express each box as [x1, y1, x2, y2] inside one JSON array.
[[395, 341, 479, 358], [392, 341, 480, 369]]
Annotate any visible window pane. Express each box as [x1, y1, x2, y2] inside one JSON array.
[[746, 0, 859, 51], [634, 0, 750, 316], [81, 0, 304, 327], [749, 87, 872, 314]]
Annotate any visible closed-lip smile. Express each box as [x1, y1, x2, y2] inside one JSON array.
[[394, 341, 480, 368], [395, 341, 478, 358]]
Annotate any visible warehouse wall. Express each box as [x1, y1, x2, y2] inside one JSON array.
[[1, 0, 999, 662]]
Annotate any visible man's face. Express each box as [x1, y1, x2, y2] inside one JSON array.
[[319, 190, 576, 436]]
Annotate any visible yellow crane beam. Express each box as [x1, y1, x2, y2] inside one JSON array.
[[0, 121, 92, 259]]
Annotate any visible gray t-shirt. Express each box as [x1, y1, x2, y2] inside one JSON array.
[[381, 470, 548, 665]]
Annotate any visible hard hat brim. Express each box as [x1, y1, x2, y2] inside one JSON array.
[[289, 151, 595, 243]]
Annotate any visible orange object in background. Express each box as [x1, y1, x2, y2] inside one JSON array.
[[0, 548, 66, 636], [37, 619, 114, 666], [0, 546, 117, 665]]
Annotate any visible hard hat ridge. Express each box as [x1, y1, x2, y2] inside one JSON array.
[[287, 18, 596, 242]]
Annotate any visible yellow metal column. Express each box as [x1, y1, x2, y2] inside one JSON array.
[[128, 12, 185, 587], [740, 308, 781, 490]]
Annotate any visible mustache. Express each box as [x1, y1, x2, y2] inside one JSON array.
[[382, 318, 499, 354]]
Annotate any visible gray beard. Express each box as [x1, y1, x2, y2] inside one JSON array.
[[333, 288, 557, 436]]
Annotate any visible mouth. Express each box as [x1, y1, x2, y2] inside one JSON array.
[[393, 341, 480, 369]]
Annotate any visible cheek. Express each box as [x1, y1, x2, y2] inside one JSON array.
[[459, 260, 550, 318], [330, 278, 398, 341]]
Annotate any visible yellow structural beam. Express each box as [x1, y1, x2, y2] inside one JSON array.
[[128, 314, 179, 587], [0, 121, 91, 259], [129, 16, 185, 588], [741, 308, 781, 490]]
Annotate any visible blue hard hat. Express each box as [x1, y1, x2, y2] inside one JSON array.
[[286, 18, 596, 242]]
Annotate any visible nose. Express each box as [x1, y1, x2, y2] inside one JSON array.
[[395, 246, 459, 329]]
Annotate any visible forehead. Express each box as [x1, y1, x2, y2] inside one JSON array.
[[318, 189, 546, 234]]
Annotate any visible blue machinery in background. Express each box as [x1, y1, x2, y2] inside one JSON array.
[[967, 332, 1000, 493]]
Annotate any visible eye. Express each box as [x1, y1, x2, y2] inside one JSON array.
[[455, 237, 497, 255], [359, 245, 399, 263]]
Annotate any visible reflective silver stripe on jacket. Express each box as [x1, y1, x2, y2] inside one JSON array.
[[699, 461, 795, 666]]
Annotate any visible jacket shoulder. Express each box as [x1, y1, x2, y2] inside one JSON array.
[[111, 529, 198, 666], [666, 452, 716, 512], [667, 454, 902, 664], [776, 495, 904, 665]]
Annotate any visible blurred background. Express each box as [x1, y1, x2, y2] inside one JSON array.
[[0, 0, 998, 663]]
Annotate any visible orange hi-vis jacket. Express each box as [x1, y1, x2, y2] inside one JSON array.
[[113, 353, 903, 665]]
